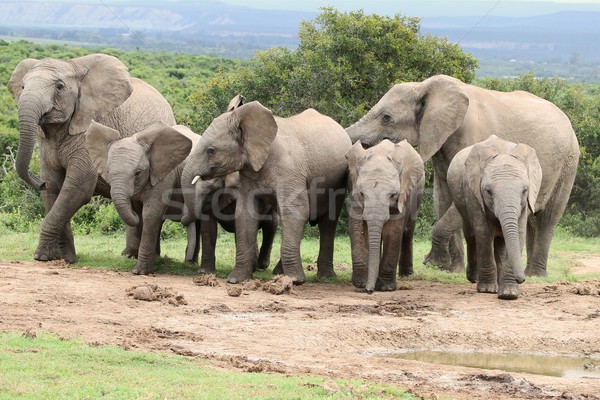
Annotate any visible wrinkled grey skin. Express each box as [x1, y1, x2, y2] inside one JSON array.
[[180, 95, 278, 275], [346, 74, 579, 277], [347, 140, 424, 293], [180, 171, 279, 274], [85, 121, 195, 275], [183, 101, 351, 284], [7, 54, 175, 263], [448, 136, 542, 300]]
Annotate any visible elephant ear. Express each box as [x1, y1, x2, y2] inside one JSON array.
[[416, 75, 469, 162], [7, 58, 39, 101], [233, 101, 278, 172], [345, 140, 369, 191], [511, 143, 543, 213], [84, 120, 121, 181], [227, 94, 245, 111], [69, 54, 133, 136], [136, 122, 193, 186], [389, 140, 425, 216], [465, 143, 499, 210]]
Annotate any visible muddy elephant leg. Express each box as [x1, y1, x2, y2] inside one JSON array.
[[376, 221, 402, 291], [228, 196, 260, 284], [349, 213, 368, 288], [35, 165, 95, 262], [122, 203, 143, 258], [199, 214, 218, 274], [257, 213, 278, 270], [495, 238, 519, 300]]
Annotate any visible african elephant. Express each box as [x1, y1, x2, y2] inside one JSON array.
[[345, 74, 579, 277], [85, 121, 195, 274], [182, 101, 351, 284], [448, 136, 542, 299], [7, 54, 175, 263], [347, 139, 424, 293], [180, 171, 279, 274]]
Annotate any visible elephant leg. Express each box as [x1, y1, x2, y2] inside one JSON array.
[[59, 221, 77, 263], [199, 214, 218, 274], [278, 189, 310, 285], [464, 225, 478, 284], [525, 172, 576, 277], [400, 215, 416, 277], [35, 166, 95, 262], [376, 222, 402, 292], [228, 197, 260, 284], [349, 214, 368, 288], [475, 232, 498, 294], [184, 220, 200, 264], [131, 206, 163, 275], [314, 215, 338, 280], [495, 238, 519, 300], [122, 202, 143, 258], [257, 213, 277, 270]]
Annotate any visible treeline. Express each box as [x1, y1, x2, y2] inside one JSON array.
[[1, 8, 599, 237]]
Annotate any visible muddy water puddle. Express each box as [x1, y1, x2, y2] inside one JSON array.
[[392, 351, 600, 378]]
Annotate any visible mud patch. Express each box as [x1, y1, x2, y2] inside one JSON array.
[[126, 284, 187, 306]]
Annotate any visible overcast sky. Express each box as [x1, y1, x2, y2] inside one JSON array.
[[219, 0, 600, 17]]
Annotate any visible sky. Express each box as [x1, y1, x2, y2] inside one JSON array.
[[218, 0, 600, 17]]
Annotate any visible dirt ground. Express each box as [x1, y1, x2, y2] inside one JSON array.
[[1, 258, 600, 400]]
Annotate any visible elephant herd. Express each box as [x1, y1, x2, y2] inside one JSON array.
[[7, 54, 580, 300]]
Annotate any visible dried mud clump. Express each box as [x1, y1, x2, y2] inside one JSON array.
[[126, 284, 187, 306], [193, 274, 220, 287], [262, 275, 294, 295], [226, 285, 243, 297]]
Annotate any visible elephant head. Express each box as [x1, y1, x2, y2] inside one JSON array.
[[85, 121, 193, 226], [347, 139, 425, 293], [464, 135, 542, 284], [345, 75, 469, 162], [7, 54, 133, 190], [182, 101, 278, 186]]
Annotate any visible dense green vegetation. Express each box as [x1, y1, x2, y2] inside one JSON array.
[[1, 8, 599, 239]]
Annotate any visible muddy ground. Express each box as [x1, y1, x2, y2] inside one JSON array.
[[1, 258, 600, 400]]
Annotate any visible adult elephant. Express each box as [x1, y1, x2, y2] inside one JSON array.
[[345, 74, 579, 277], [7, 54, 175, 263], [183, 101, 351, 284]]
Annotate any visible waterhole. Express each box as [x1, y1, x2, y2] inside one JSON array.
[[392, 351, 600, 378]]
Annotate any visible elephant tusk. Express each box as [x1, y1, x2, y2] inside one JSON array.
[[191, 175, 201, 185]]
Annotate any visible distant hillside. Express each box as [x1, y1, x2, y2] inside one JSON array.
[[1, 1, 599, 80]]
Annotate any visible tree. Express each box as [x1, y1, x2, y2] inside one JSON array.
[[190, 7, 479, 129]]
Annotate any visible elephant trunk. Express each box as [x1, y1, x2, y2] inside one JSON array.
[[345, 115, 372, 146], [498, 210, 526, 284], [15, 95, 47, 190], [111, 185, 139, 227], [180, 162, 198, 226], [365, 218, 385, 294]]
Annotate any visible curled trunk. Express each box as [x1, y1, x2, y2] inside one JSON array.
[[111, 191, 139, 227]]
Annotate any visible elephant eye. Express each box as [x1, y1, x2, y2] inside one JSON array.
[[206, 147, 216, 156], [55, 81, 65, 92], [382, 114, 392, 123], [485, 187, 493, 197], [134, 170, 142, 177], [390, 191, 399, 200]]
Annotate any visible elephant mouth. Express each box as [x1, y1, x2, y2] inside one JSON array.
[[201, 164, 227, 180]]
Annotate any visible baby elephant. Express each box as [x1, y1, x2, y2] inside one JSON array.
[[180, 171, 278, 274], [347, 139, 425, 293], [85, 121, 199, 275], [448, 135, 542, 300]]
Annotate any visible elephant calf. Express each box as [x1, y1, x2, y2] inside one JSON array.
[[448, 135, 542, 300], [85, 121, 199, 275], [347, 139, 425, 293]]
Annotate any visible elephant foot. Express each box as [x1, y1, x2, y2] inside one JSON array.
[[227, 267, 254, 284], [423, 248, 451, 270], [256, 255, 271, 270], [198, 264, 217, 275], [375, 279, 396, 292], [34, 241, 62, 262], [131, 263, 154, 275], [498, 283, 519, 300], [317, 266, 337, 280], [476, 281, 498, 294], [466, 264, 478, 283], [272, 260, 283, 275], [121, 248, 139, 259], [525, 265, 548, 278]]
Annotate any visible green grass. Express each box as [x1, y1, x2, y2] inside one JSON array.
[[0, 332, 417, 400], [1, 225, 598, 284]]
